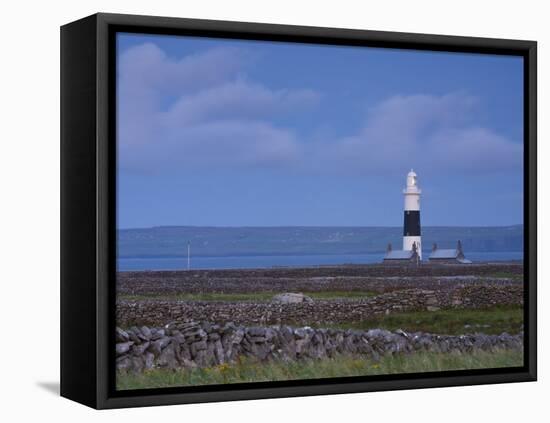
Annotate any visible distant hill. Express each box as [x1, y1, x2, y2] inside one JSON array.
[[117, 225, 523, 258]]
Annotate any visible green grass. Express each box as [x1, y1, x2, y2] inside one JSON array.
[[117, 349, 523, 390], [487, 272, 523, 281], [118, 290, 375, 302], [308, 291, 375, 300], [314, 306, 524, 335], [119, 292, 276, 302]]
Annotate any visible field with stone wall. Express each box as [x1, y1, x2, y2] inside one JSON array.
[[116, 263, 524, 388]]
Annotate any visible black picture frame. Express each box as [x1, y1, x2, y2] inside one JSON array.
[[60, 12, 537, 409]]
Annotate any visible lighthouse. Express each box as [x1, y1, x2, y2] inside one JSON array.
[[403, 169, 422, 259]]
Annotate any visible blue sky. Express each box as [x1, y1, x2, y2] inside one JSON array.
[[116, 33, 524, 229]]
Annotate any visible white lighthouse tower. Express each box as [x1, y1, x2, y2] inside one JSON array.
[[403, 169, 422, 259]]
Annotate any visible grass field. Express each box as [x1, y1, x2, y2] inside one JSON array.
[[487, 272, 523, 281], [118, 290, 376, 302], [117, 349, 523, 390], [317, 306, 523, 335], [116, 299, 523, 336]]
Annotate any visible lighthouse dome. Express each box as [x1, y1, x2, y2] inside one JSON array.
[[406, 169, 418, 187]]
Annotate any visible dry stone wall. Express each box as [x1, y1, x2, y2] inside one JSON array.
[[117, 285, 523, 328], [117, 264, 523, 296], [116, 321, 523, 372]]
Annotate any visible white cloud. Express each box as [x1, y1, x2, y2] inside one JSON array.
[[117, 43, 319, 172], [119, 120, 300, 171], [159, 80, 320, 127], [119, 43, 245, 95], [117, 43, 521, 177], [313, 93, 522, 175]]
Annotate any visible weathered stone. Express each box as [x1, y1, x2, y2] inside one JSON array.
[[221, 322, 236, 332], [249, 342, 271, 360], [127, 328, 141, 344], [184, 328, 207, 343], [247, 327, 265, 337], [143, 352, 155, 369], [150, 329, 165, 340], [179, 321, 200, 332], [116, 341, 134, 356], [148, 337, 170, 357], [130, 356, 145, 371], [157, 343, 178, 368], [178, 343, 192, 362], [115, 327, 129, 343], [208, 332, 220, 341], [294, 328, 308, 339], [190, 340, 208, 357], [115, 321, 523, 372], [204, 342, 217, 366], [139, 326, 152, 340], [131, 341, 150, 356], [214, 340, 225, 364], [117, 282, 523, 328], [272, 293, 313, 304], [295, 339, 308, 356], [163, 322, 179, 334], [116, 355, 131, 370]]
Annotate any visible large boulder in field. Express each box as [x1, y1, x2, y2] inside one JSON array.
[[272, 293, 313, 304]]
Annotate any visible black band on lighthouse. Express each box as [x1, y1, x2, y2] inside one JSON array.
[[403, 210, 421, 236]]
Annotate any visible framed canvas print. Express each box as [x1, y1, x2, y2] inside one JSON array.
[[60, 13, 537, 409]]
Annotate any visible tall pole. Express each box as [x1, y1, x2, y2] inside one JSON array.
[[187, 241, 190, 271]]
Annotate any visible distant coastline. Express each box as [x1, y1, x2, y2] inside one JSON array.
[[118, 225, 524, 259]]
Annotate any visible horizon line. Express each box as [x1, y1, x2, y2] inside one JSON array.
[[118, 223, 524, 231]]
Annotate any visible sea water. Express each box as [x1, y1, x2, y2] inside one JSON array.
[[117, 251, 523, 271]]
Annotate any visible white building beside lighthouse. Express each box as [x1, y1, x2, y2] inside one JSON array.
[[383, 170, 471, 265]]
